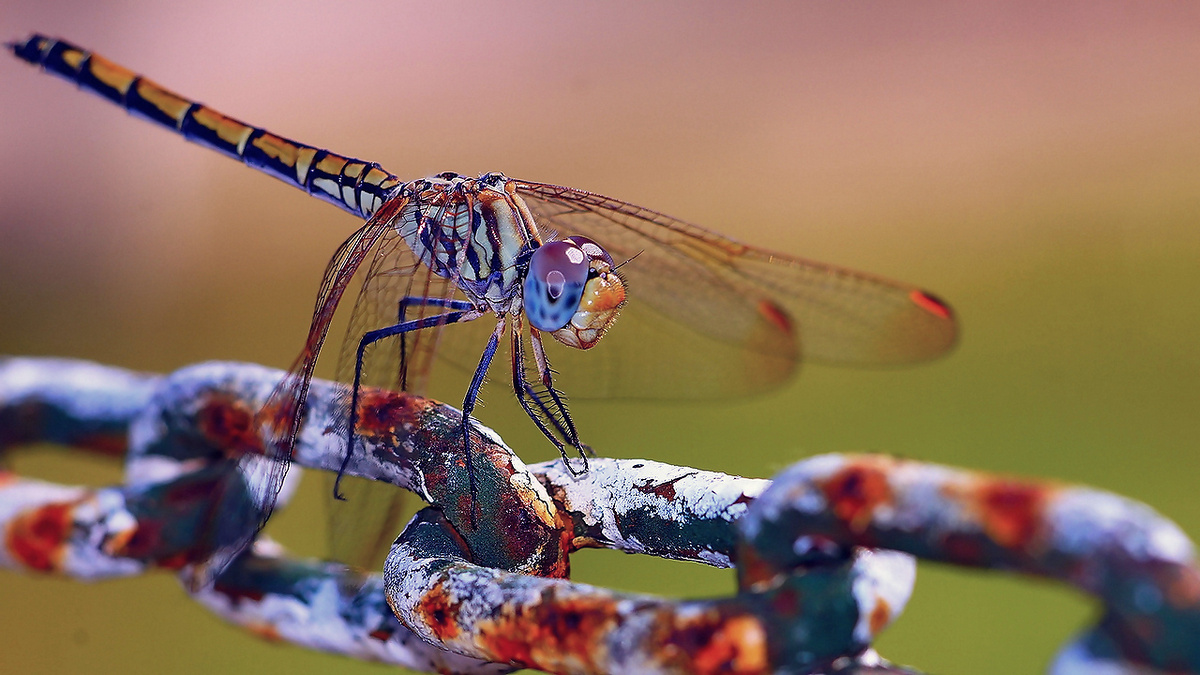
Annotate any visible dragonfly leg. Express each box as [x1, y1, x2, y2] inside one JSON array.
[[459, 316, 507, 529], [509, 318, 571, 459], [336, 307, 483, 501], [528, 328, 590, 475], [395, 296, 475, 391]]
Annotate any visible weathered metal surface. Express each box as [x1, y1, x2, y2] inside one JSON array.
[[1, 357, 1197, 673]]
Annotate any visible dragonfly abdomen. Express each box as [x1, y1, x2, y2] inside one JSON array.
[[10, 34, 401, 220]]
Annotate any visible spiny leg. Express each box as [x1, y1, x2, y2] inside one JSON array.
[[510, 317, 572, 459], [529, 327, 590, 474], [459, 316, 507, 528], [337, 307, 483, 500]]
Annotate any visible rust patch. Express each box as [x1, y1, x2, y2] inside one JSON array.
[[244, 621, 283, 642], [868, 597, 892, 635], [1164, 565, 1200, 608], [0, 470, 17, 487], [254, 396, 293, 440], [494, 479, 562, 574], [821, 463, 892, 533], [735, 544, 780, 591], [976, 480, 1046, 550], [477, 594, 621, 671], [6, 500, 77, 571], [732, 492, 756, 506], [213, 578, 267, 605], [112, 518, 161, 559], [100, 521, 137, 557], [633, 472, 696, 501], [76, 432, 128, 458], [769, 586, 799, 615], [368, 627, 393, 641], [355, 387, 430, 452], [941, 532, 985, 565], [415, 580, 462, 643], [196, 394, 262, 458], [659, 610, 768, 675]]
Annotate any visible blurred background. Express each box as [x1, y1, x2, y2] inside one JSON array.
[[2, 2, 1198, 673]]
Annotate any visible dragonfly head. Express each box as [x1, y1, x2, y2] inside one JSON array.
[[523, 236, 626, 350]]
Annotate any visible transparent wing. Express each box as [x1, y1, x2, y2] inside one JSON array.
[[222, 197, 407, 583], [323, 220, 471, 569], [324, 192, 501, 569], [505, 180, 958, 399]]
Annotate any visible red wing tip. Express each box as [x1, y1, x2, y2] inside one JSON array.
[[757, 299, 794, 336], [909, 290, 954, 320]]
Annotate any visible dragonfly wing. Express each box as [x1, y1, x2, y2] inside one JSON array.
[[323, 224, 470, 569], [512, 181, 957, 399], [228, 198, 406, 580]]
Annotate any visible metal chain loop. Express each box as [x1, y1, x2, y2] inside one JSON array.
[[1, 357, 1197, 674]]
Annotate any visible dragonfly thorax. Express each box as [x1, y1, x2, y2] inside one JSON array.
[[393, 174, 626, 350], [394, 172, 539, 310]]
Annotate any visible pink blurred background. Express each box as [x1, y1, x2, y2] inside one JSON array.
[[2, 2, 1199, 673]]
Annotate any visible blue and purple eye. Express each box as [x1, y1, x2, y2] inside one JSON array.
[[563, 235, 613, 268], [523, 240, 591, 331]]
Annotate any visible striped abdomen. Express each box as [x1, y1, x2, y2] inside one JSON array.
[[10, 34, 401, 219]]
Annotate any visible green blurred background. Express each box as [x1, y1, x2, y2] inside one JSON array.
[[2, 2, 1198, 673]]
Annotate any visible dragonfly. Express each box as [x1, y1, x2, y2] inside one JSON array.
[[11, 34, 957, 576]]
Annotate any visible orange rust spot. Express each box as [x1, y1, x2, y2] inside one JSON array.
[[256, 397, 295, 439], [551, 515, 575, 579], [868, 597, 892, 635], [977, 480, 1045, 550], [6, 500, 77, 572], [910, 290, 953, 319], [0, 470, 18, 487], [245, 621, 283, 642], [657, 610, 767, 675], [197, 394, 262, 458], [1165, 566, 1200, 608], [368, 628, 392, 641], [688, 614, 768, 675], [821, 464, 893, 533], [735, 544, 780, 591], [477, 595, 620, 672], [415, 581, 462, 643], [757, 299, 793, 336], [354, 388, 423, 441], [101, 523, 136, 557]]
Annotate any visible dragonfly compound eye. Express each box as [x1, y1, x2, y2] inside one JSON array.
[[563, 235, 614, 267], [544, 238, 627, 350], [524, 240, 590, 331]]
